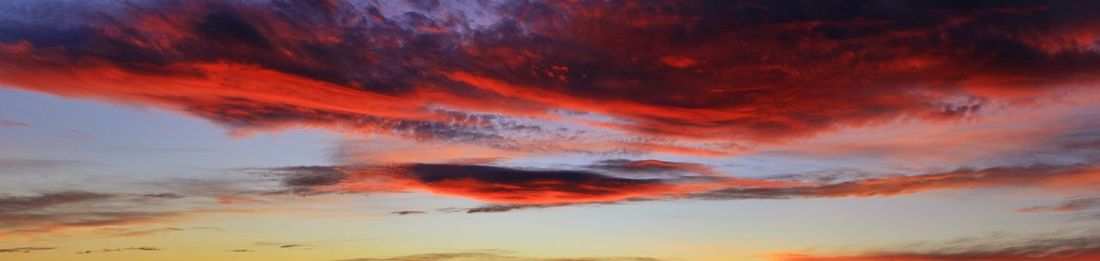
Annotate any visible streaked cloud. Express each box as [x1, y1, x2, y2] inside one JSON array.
[[771, 234, 1100, 261], [0, 190, 231, 238], [694, 163, 1100, 200], [339, 250, 664, 261], [1019, 196, 1100, 216], [0, 120, 29, 128], [0, 247, 54, 254], [75, 247, 161, 255]]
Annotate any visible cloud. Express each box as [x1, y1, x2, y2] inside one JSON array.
[[390, 211, 426, 215], [254, 241, 311, 250], [1019, 196, 1100, 213], [75, 247, 161, 255], [279, 244, 305, 249], [261, 154, 1100, 211], [274, 166, 349, 192], [586, 159, 722, 178], [399, 200, 635, 215], [1, 1, 1097, 155], [0, 158, 87, 172], [0, 191, 219, 238], [265, 161, 771, 205], [771, 234, 1100, 261], [459, 203, 588, 214], [0, 120, 29, 128], [99, 227, 183, 237], [693, 164, 1100, 200], [457, 163, 1098, 213], [93, 226, 221, 237], [0, 247, 54, 253], [0, 191, 112, 211], [338, 251, 665, 261]]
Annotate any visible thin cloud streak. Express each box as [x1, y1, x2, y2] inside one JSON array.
[[338, 251, 665, 261], [771, 234, 1100, 261], [75, 247, 161, 255], [0, 247, 55, 254], [0, 120, 30, 128]]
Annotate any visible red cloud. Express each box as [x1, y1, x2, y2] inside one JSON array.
[[1, 1, 1098, 155], [273, 163, 779, 205]]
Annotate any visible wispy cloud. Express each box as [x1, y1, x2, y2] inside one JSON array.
[[93, 226, 222, 237], [694, 164, 1100, 200], [0, 120, 29, 128], [1012, 196, 1100, 215], [0, 158, 86, 172], [338, 250, 664, 261], [0, 191, 228, 238], [771, 233, 1100, 261], [0, 247, 54, 254], [75, 247, 161, 255]]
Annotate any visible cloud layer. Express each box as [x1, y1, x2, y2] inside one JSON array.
[[2, 0, 1098, 155], [269, 159, 1100, 211]]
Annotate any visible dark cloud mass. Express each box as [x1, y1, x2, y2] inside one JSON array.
[[265, 157, 1100, 212], [1, 0, 1098, 153], [266, 163, 732, 204], [274, 166, 348, 190]]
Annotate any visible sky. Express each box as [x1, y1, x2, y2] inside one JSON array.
[[1, 0, 1100, 260]]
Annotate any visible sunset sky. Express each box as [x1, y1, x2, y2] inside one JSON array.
[[2, 0, 1100, 260]]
